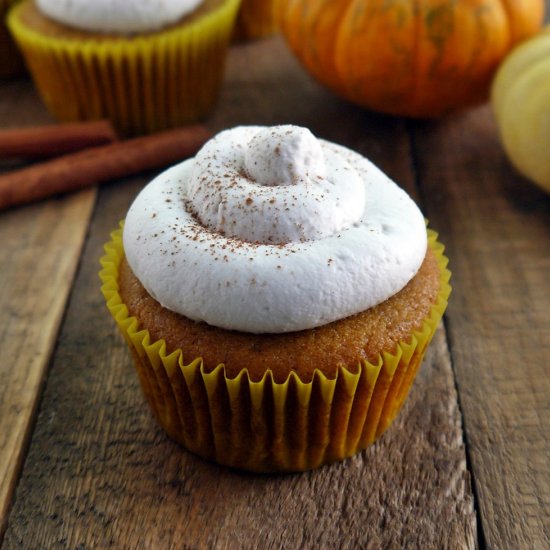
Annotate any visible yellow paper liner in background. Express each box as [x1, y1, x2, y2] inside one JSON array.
[[0, 0, 26, 78], [234, 0, 281, 40], [100, 224, 451, 472], [7, 0, 241, 135]]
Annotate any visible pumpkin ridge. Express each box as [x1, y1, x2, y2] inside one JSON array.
[[500, 0, 544, 45], [410, 0, 423, 116], [333, 0, 370, 99], [498, 0, 514, 47]]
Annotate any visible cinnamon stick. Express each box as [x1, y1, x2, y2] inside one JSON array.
[[0, 125, 212, 210], [0, 120, 118, 159]]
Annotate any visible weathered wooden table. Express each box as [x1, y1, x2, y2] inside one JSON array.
[[0, 36, 548, 550]]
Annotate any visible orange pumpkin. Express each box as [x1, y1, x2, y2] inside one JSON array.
[[281, 0, 545, 117]]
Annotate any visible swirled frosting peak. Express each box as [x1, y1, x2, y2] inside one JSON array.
[[123, 125, 428, 333], [244, 125, 326, 186], [36, 0, 203, 34], [187, 125, 365, 245]]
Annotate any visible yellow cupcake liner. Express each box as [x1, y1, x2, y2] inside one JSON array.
[[8, 0, 241, 135], [1, 0, 25, 78], [234, 0, 281, 40], [100, 223, 451, 472]]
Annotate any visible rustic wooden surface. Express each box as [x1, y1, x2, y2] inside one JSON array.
[[0, 34, 548, 549], [413, 111, 550, 549], [0, 84, 97, 537]]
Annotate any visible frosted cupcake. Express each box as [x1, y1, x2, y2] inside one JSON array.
[[8, 0, 241, 135], [100, 125, 451, 472]]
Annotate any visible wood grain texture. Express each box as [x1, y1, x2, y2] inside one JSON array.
[[0, 82, 97, 539], [1, 38, 476, 548], [412, 106, 550, 549]]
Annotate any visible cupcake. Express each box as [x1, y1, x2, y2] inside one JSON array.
[[100, 125, 451, 472], [234, 0, 280, 40], [0, 0, 25, 78], [7, 0, 241, 135]]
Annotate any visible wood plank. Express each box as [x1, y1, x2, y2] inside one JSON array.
[[412, 106, 550, 549], [0, 82, 97, 539], [1, 38, 476, 547]]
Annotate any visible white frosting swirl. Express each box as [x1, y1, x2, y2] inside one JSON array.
[[37, 0, 203, 34], [123, 125, 428, 334]]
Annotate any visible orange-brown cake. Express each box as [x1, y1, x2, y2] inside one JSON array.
[[8, 0, 241, 135], [100, 125, 451, 472], [118, 247, 441, 384], [12, 0, 226, 41]]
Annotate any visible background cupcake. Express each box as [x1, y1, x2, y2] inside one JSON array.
[[0, 0, 25, 78], [100, 125, 451, 472], [234, 0, 281, 40], [8, 0, 241, 135]]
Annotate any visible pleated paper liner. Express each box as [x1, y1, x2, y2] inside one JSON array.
[[100, 225, 451, 472], [0, 0, 26, 78], [234, 0, 281, 41], [7, 0, 240, 136]]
